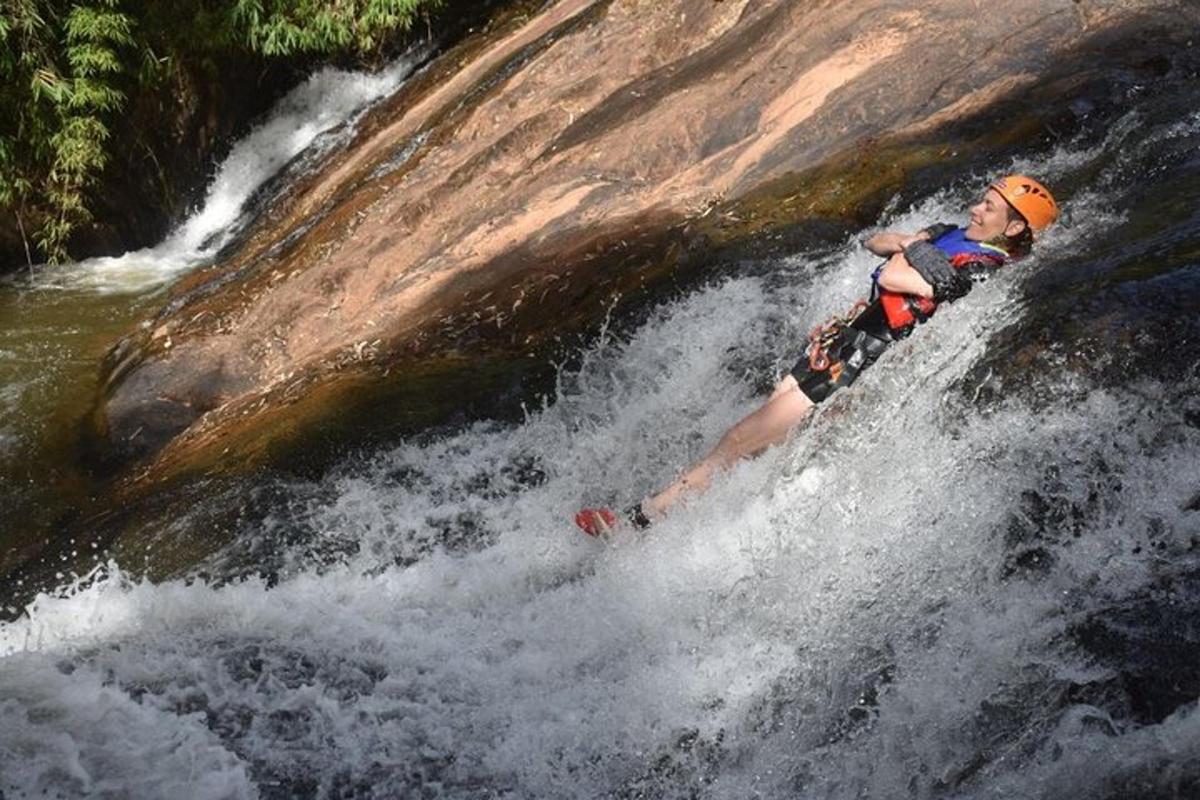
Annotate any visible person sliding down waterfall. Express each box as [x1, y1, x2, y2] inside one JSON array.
[[575, 174, 1059, 538]]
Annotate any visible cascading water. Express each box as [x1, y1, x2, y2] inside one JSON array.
[[2, 74, 1199, 800], [24, 54, 421, 296]]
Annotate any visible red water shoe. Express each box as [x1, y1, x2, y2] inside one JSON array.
[[574, 507, 618, 538]]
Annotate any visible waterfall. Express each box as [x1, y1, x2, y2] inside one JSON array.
[[31, 55, 421, 296]]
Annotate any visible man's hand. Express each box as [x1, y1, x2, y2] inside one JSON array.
[[864, 222, 958, 257], [902, 240, 972, 302], [863, 230, 929, 257], [876, 251, 935, 298]]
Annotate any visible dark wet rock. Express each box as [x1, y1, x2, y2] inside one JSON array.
[[1001, 545, 1058, 579], [257, 771, 321, 800], [1095, 768, 1200, 800], [614, 727, 727, 800], [919, 670, 1074, 794], [739, 644, 899, 763], [208, 703, 257, 742], [997, 458, 1124, 580], [266, 707, 316, 742], [1068, 565, 1200, 726]]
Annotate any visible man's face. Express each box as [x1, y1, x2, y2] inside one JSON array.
[[964, 188, 1027, 242]]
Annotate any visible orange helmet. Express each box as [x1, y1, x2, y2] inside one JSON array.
[[989, 175, 1058, 232]]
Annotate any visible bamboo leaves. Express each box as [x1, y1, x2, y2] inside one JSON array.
[[234, 0, 440, 58], [2, 0, 132, 262]]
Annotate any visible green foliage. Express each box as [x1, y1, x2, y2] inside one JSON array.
[[1, 0, 133, 262], [0, 0, 443, 264], [232, 0, 438, 56]]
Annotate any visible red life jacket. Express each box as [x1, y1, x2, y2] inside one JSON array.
[[878, 228, 1008, 332]]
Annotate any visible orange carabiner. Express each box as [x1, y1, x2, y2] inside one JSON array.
[[808, 344, 830, 372]]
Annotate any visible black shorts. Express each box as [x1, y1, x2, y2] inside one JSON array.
[[790, 326, 891, 404]]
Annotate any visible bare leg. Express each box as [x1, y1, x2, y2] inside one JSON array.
[[641, 375, 814, 519]]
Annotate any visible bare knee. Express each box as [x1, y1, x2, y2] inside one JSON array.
[[768, 374, 800, 402], [714, 426, 749, 462]]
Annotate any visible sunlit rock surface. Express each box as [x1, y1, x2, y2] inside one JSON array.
[[93, 0, 1197, 482]]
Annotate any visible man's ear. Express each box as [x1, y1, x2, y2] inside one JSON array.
[[1004, 218, 1028, 238]]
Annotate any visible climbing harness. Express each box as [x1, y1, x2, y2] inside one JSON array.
[[807, 299, 868, 372]]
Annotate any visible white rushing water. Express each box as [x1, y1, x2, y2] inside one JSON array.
[[3, 124, 1199, 796], [28, 55, 421, 295]]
